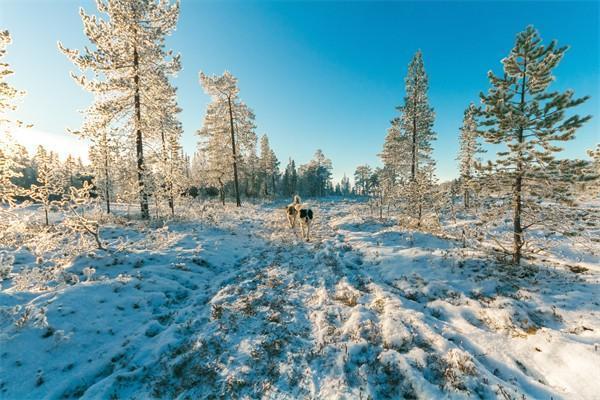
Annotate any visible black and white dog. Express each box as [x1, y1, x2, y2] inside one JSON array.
[[286, 195, 313, 241]]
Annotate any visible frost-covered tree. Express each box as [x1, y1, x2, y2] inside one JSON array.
[[457, 103, 484, 209], [1, 30, 24, 122], [259, 134, 279, 196], [380, 118, 411, 184], [281, 158, 298, 197], [88, 127, 119, 214], [29, 146, 63, 226], [199, 71, 256, 206], [64, 181, 105, 250], [1, 32, 27, 207], [478, 26, 591, 265], [340, 174, 351, 196], [381, 51, 437, 225], [298, 149, 332, 197], [399, 50, 436, 182], [354, 165, 373, 196], [0, 135, 24, 207], [59, 0, 181, 219]]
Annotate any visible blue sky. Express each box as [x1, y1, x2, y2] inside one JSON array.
[[2, 0, 598, 182]]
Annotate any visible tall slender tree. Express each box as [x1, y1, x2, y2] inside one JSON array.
[[479, 26, 591, 265], [199, 71, 256, 206], [457, 103, 484, 209], [399, 50, 436, 182], [60, 0, 181, 219]]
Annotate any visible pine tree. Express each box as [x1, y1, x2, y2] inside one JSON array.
[[354, 165, 373, 196], [1, 30, 24, 122], [340, 174, 351, 196], [400, 50, 436, 182], [199, 71, 256, 206], [0, 135, 24, 207], [300, 150, 332, 197], [59, 0, 181, 219], [478, 26, 591, 265], [1, 32, 27, 207], [457, 103, 484, 209], [380, 118, 411, 184], [258, 134, 279, 197], [281, 158, 298, 197], [29, 146, 64, 226]]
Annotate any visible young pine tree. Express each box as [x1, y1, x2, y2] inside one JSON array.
[[457, 103, 484, 209], [29, 147, 63, 226], [478, 26, 591, 265]]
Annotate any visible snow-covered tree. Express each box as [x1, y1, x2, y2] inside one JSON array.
[[259, 134, 279, 196], [280, 158, 298, 197], [1, 30, 24, 122], [478, 25, 591, 265], [199, 71, 256, 206], [340, 174, 351, 196], [29, 146, 63, 226], [399, 50, 436, 182], [298, 149, 332, 197], [354, 165, 373, 196], [457, 103, 484, 209], [60, 0, 181, 219], [0, 135, 24, 207]]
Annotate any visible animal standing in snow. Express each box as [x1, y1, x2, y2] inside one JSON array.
[[286, 195, 314, 241]]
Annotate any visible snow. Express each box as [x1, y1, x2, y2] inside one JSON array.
[[1, 199, 598, 399]]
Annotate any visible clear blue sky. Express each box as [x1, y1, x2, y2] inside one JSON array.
[[2, 0, 598, 182]]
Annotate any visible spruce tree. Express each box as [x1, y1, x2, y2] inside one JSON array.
[[479, 26, 591, 265]]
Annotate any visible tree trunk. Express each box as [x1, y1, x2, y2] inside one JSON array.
[[464, 189, 469, 210], [513, 58, 527, 265], [227, 96, 241, 207], [411, 76, 418, 182], [104, 147, 111, 214], [44, 206, 49, 226], [133, 44, 150, 219]]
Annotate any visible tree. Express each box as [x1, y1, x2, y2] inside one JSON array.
[[1, 31, 24, 207], [457, 103, 484, 209], [298, 150, 332, 197], [60, 0, 181, 219], [89, 127, 119, 214], [259, 134, 279, 197], [354, 165, 373, 196], [1, 30, 24, 122], [340, 174, 351, 196], [199, 71, 256, 206], [29, 146, 63, 226], [478, 26, 591, 265], [399, 50, 436, 182], [281, 158, 298, 197], [0, 135, 24, 207]]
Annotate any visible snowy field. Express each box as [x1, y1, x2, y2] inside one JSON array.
[[1, 199, 599, 399]]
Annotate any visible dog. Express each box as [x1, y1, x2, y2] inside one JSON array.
[[285, 195, 313, 241], [286, 195, 301, 227]]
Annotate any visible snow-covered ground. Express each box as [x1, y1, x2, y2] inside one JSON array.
[[1, 200, 598, 399]]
